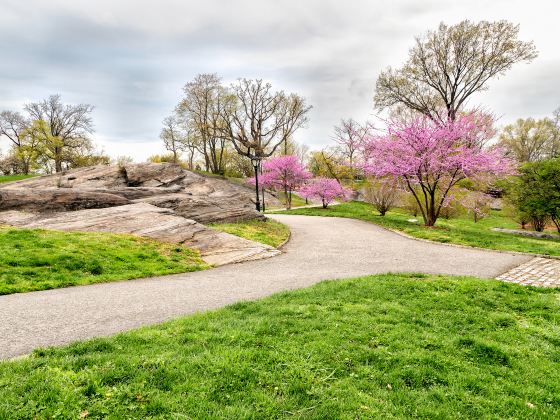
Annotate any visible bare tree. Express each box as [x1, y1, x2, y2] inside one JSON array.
[[364, 177, 400, 216], [332, 119, 372, 175], [160, 115, 184, 164], [219, 79, 311, 161], [176, 74, 228, 174], [218, 78, 311, 210], [375, 20, 537, 122], [24, 95, 94, 172]]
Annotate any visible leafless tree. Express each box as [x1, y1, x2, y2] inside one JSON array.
[[364, 177, 401, 216], [219, 79, 311, 161], [332, 118, 372, 174], [24, 95, 94, 172], [375, 20, 537, 122], [160, 115, 185, 164], [176, 74, 229, 174]]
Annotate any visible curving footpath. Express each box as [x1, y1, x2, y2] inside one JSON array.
[[0, 214, 530, 359]]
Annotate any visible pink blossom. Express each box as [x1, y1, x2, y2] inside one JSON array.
[[299, 177, 352, 208], [362, 112, 514, 226], [250, 155, 311, 209]]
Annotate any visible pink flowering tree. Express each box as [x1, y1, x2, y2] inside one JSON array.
[[257, 155, 311, 209], [363, 113, 513, 226], [299, 177, 352, 208]]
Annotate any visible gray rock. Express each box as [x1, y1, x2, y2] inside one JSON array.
[[0, 188, 130, 212], [492, 227, 558, 240], [0, 163, 278, 222], [0, 203, 280, 266]]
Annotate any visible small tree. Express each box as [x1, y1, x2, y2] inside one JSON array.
[[461, 191, 492, 223], [363, 113, 513, 226], [299, 178, 351, 209], [258, 155, 311, 209], [364, 177, 400, 216], [513, 159, 560, 233]]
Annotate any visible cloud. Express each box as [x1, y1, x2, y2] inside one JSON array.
[[0, 0, 558, 160]]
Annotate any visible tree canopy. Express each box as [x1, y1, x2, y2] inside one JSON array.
[[374, 20, 537, 122]]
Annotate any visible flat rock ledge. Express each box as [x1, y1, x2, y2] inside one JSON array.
[[492, 227, 559, 240], [0, 203, 280, 266]]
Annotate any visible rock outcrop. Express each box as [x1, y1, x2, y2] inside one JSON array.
[[0, 163, 283, 266], [0, 203, 280, 266], [0, 163, 279, 221], [0, 189, 130, 212]]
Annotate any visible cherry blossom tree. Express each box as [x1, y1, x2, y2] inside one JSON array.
[[256, 155, 311, 209], [363, 113, 513, 226], [299, 178, 352, 209]]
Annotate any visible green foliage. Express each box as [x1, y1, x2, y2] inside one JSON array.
[[281, 201, 560, 255], [0, 275, 558, 418], [513, 159, 560, 232], [0, 227, 208, 295], [147, 153, 179, 164], [209, 219, 290, 248]]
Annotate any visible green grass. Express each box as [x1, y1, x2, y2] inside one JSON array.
[[0, 227, 209, 295], [280, 201, 560, 256], [270, 191, 308, 209], [0, 274, 558, 418], [210, 219, 290, 248], [0, 174, 37, 183]]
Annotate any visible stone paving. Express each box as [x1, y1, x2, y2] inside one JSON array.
[[496, 257, 560, 287]]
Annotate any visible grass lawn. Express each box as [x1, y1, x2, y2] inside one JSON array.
[[270, 191, 308, 209], [0, 274, 558, 418], [0, 227, 208, 295], [280, 201, 560, 256], [0, 174, 37, 183], [209, 218, 290, 248]]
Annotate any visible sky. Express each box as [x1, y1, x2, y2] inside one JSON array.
[[0, 0, 559, 161]]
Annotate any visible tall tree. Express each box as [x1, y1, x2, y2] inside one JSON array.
[[332, 118, 372, 175], [374, 20, 537, 122], [24, 95, 94, 172], [176, 74, 228, 174], [499, 117, 560, 163], [219, 79, 311, 161]]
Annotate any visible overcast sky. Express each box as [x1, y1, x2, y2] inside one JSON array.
[[1, 0, 558, 161]]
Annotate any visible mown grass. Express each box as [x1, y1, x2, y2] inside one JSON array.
[[210, 218, 290, 248], [0, 274, 558, 418], [0, 227, 209, 295], [0, 174, 37, 183], [280, 201, 560, 256]]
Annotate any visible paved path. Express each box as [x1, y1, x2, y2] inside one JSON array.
[[0, 215, 530, 359]]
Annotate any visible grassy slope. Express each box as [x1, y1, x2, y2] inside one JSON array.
[[209, 219, 290, 248], [281, 201, 560, 256], [271, 192, 308, 209], [0, 274, 558, 418], [0, 174, 37, 183], [0, 227, 208, 295]]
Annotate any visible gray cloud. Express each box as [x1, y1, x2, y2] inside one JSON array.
[[0, 0, 558, 160]]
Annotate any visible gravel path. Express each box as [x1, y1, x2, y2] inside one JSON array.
[[0, 214, 530, 359]]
